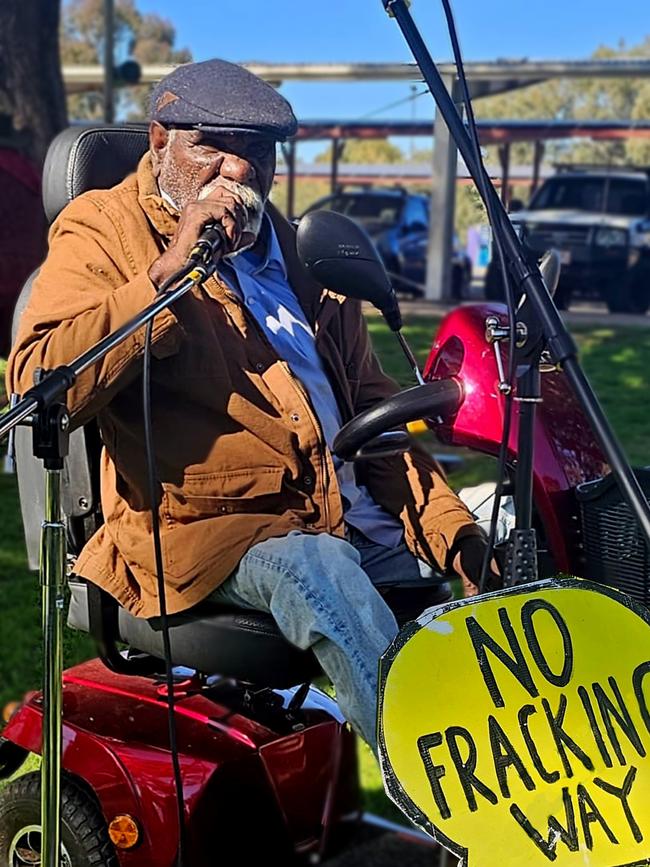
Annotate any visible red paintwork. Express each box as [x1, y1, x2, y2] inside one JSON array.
[[3, 658, 359, 865], [424, 302, 609, 572]]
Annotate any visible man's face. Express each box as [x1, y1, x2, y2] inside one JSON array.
[[150, 122, 276, 244]]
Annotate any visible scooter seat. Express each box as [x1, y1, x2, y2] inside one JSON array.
[[67, 579, 320, 688]]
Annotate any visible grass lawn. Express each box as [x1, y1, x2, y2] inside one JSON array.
[[1, 317, 650, 819]]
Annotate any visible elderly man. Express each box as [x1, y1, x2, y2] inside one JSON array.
[[8, 59, 494, 751]]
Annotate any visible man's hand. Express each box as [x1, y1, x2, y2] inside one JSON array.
[[148, 186, 252, 289], [451, 533, 502, 598]]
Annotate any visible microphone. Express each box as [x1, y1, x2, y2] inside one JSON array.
[[188, 223, 228, 265]]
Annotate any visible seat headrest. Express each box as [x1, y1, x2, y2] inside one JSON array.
[[43, 125, 150, 224]]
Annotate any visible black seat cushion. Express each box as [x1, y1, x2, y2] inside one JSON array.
[[68, 579, 320, 688], [42, 125, 149, 224]]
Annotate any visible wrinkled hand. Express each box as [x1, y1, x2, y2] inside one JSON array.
[[451, 533, 502, 597], [149, 186, 253, 288]]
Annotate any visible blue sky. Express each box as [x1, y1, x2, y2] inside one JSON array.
[[134, 0, 647, 158]]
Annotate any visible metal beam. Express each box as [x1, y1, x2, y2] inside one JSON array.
[[426, 76, 458, 302], [62, 59, 650, 94], [292, 118, 650, 144]]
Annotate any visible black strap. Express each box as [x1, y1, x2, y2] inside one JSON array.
[[86, 579, 160, 676]]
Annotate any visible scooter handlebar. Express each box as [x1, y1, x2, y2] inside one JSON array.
[[333, 379, 463, 461]]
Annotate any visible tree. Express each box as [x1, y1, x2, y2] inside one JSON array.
[[314, 138, 404, 164], [0, 0, 67, 165], [61, 0, 192, 121], [475, 35, 650, 167]]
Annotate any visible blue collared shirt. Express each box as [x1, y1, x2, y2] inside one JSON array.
[[217, 216, 403, 548]]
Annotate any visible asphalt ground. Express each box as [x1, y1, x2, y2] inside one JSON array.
[[324, 827, 450, 867]]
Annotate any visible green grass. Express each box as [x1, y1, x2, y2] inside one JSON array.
[[1, 317, 650, 817]]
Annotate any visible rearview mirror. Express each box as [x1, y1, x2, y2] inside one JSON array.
[[296, 209, 402, 330]]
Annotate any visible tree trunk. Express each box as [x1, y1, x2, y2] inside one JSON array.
[[0, 0, 68, 165]]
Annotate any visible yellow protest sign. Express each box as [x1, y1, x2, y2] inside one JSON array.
[[379, 579, 650, 866]]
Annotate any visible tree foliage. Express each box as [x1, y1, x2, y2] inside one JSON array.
[[314, 138, 404, 164], [476, 36, 650, 167], [61, 0, 192, 120]]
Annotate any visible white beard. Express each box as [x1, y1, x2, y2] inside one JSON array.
[[198, 177, 265, 256]]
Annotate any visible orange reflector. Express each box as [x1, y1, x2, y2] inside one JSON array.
[[406, 419, 427, 435], [2, 702, 19, 723], [108, 815, 140, 849]]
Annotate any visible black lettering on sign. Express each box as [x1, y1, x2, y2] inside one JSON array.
[[578, 685, 613, 768], [577, 784, 618, 850], [417, 732, 451, 820], [488, 715, 536, 798], [445, 726, 499, 812], [518, 704, 560, 784], [510, 789, 579, 861], [593, 676, 646, 766], [466, 608, 538, 709], [520, 600, 573, 687], [594, 766, 643, 843], [633, 661, 650, 735], [542, 694, 594, 777]]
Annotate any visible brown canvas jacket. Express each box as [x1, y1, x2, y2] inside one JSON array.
[[7, 153, 481, 618]]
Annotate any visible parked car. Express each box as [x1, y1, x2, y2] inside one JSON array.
[[300, 188, 472, 299], [485, 164, 650, 312]]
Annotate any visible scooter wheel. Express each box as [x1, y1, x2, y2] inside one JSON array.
[[0, 772, 118, 866]]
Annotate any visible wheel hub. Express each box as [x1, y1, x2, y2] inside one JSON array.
[[8, 825, 72, 867]]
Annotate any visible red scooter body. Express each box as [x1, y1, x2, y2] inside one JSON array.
[[424, 302, 609, 574], [2, 659, 360, 865]]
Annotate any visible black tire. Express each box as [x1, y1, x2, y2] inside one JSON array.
[[605, 281, 649, 314], [552, 282, 571, 311], [484, 260, 505, 301], [486, 260, 571, 309], [0, 772, 118, 866], [451, 262, 471, 300]]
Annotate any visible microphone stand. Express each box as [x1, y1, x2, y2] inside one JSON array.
[[0, 253, 218, 867], [382, 0, 650, 584]]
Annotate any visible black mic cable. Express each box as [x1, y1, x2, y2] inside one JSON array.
[[139, 225, 227, 866]]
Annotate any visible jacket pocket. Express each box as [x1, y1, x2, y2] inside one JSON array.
[[162, 467, 286, 521]]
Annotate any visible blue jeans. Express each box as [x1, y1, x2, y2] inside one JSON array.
[[209, 528, 445, 752]]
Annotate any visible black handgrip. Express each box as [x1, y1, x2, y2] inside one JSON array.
[[333, 379, 463, 461]]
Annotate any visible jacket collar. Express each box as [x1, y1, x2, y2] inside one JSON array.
[[137, 152, 180, 240]]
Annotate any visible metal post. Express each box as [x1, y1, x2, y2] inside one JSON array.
[[425, 75, 458, 301], [103, 0, 114, 123], [331, 139, 344, 194], [531, 140, 545, 196], [499, 143, 511, 207], [40, 468, 66, 867], [284, 140, 296, 220]]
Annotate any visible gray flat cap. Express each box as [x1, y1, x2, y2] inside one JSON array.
[[150, 58, 297, 141]]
